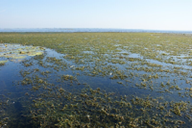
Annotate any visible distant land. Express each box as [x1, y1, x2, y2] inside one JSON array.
[[0, 28, 192, 34]]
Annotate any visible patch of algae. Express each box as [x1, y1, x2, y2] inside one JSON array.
[[28, 51, 44, 56], [0, 43, 45, 62], [0, 60, 8, 64]]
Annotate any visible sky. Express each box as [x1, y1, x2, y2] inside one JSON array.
[[0, 0, 192, 31]]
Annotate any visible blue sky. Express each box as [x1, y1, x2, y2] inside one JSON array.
[[0, 0, 192, 30]]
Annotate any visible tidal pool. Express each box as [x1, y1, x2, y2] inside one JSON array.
[[0, 33, 192, 127]]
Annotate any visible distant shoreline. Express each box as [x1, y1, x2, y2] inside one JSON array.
[[0, 28, 192, 34]]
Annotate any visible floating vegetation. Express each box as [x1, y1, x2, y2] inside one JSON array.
[[0, 43, 45, 63], [0, 60, 8, 66], [0, 33, 192, 127]]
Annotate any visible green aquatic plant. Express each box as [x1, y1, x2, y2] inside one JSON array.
[[0, 33, 192, 127], [0, 60, 8, 66], [0, 43, 45, 64]]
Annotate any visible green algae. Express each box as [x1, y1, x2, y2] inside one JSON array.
[[0, 60, 8, 64], [0, 43, 45, 62], [0, 33, 192, 127]]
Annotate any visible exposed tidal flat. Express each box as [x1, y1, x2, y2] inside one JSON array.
[[0, 32, 192, 127]]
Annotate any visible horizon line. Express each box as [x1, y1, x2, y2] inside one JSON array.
[[0, 28, 192, 32]]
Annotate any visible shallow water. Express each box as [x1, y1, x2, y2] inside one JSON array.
[[1, 42, 192, 127]]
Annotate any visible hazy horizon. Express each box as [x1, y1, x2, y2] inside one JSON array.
[[1, 28, 192, 31]]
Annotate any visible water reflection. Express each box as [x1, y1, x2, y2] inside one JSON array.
[[0, 43, 192, 127]]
